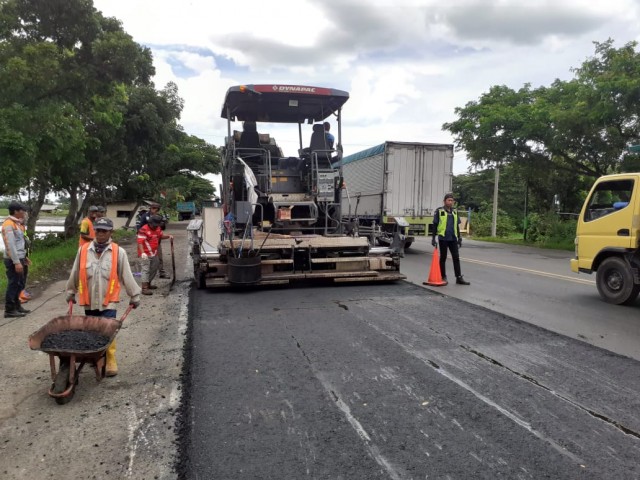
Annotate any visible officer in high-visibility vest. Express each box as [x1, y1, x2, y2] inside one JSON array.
[[431, 193, 470, 286], [2, 201, 31, 318], [65, 217, 142, 376]]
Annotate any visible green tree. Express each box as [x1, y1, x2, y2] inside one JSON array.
[[0, 0, 222, 235], [0, 0, 155, 233], [444, 40, 640, 218]]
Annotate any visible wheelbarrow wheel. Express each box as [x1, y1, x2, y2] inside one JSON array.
[[53, 359, 76, 405]]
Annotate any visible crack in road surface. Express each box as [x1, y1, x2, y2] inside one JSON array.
[[345, 311, 588, 466], [291, 334, 404, 480], [461, 344, 640, 440], [421, 352, 586, 466]]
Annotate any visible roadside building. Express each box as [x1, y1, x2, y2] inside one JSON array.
[[105, 201, 156, 229], [40, 204, 59, 214]]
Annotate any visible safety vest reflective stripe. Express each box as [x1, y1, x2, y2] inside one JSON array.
[[79, 218, 95, 247], [137, 226, 159, 256], [436, 209, 458, 238], [77, 243, 121, 307]]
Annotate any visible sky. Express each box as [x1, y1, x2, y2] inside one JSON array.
[[93, 0, 640, 177]]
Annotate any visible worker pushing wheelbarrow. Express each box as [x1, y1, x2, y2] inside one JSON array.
[[29, 217, 141, 404], [29, 302, 134, 404]]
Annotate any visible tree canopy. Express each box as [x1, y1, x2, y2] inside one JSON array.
[[444, 39, 640, 215], [0, 0, 221, 233]]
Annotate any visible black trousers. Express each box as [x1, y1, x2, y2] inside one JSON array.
[[438, 238, 461, 279], [4, 257, 27, 308]]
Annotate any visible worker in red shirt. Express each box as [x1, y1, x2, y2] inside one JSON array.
[[137, 215, 172, 295]]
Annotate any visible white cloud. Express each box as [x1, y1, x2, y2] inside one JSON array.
[[94, 0, 640, 173]]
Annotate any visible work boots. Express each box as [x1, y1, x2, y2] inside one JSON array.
[[456, 276, 471, 285], [141, 283, 153, 295], [105, 339, 118, 377], [4, 302, 26, 318], [16, 303, 30, 314]]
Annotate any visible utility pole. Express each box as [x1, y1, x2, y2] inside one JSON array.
[[523, 180, 529, 241], [491, 164, 500, 237]]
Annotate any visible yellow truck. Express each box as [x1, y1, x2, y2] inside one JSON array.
[[571, 173, 640, 304]]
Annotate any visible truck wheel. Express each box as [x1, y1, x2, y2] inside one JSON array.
[[596, 257, 640, 305], [404, 241, 413, 250]]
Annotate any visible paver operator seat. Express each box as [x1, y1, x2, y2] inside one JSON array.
[[309, 123, 332, 168], [237, 121, 262, 166]]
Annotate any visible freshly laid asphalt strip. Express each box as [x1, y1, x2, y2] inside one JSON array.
[[179, 281, 640, 479], [41, 330, 110, 351]]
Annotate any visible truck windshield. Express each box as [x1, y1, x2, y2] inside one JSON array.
[[585, 179, 634, 221]]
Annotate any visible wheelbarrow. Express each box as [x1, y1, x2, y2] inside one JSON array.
[[28, 302, 133, 405]]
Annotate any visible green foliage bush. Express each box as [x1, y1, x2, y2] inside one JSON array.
[[526, 213, 577, 247], [112, 229, 136, 242], [31, 233, 66, 249], [470, 205, 517, 237]]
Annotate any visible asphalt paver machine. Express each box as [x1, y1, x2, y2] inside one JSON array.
[[190, 84, 405, 287]]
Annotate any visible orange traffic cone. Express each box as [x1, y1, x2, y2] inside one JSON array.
[[423, 246, 448, 286]]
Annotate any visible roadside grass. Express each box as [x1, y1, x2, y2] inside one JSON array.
[[112, 228, 136, 244], [0, 208, 69, 217], [0, 228, 136, 300], [471, 235, 574, 251], [0, 238, 78, 299]]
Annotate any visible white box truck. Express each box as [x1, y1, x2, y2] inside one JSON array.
[[339, 142, 454, 248]]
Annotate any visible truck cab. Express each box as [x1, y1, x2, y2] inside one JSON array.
[[571, 173, 640, 304]]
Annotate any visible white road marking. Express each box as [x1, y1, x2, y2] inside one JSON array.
[[315, 372, 404, 480], [126, 406, 141, 477], [461, 257, 596, 286], [429, 360, 584, 465]]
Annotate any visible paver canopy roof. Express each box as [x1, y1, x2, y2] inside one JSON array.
[[221, 84, 349, 124]]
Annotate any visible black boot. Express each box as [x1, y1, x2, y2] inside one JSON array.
[[4, 302, 26, 318], [16, 303, 30, 314], [456, 276, 470, 285]]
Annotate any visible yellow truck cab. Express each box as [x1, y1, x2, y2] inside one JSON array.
[[571, 173, 640, 304]]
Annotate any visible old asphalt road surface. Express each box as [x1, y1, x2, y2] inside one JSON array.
[[0, 223, 190, 480], [182, 282, 640, 479]]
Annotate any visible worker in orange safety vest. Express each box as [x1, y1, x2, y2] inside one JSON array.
[[137, 214, 173, 295], [2, 201, 31, 318], [78, 205, 100, 247], [65, 217, 142, 376]]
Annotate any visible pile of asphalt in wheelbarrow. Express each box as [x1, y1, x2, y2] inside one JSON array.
[[41, 330, 111, 351]]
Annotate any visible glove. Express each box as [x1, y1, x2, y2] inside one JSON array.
[[65, 293, 76, 304], [431, 238, 437, 247], [141, 253, 148, 260], [457, 237, 463, 248], [129, 300, 140, 309]]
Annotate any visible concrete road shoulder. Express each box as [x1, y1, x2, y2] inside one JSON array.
[[0, 224, 191, 480]]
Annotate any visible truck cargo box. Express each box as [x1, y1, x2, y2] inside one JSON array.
[[339, 142, 454, 245]]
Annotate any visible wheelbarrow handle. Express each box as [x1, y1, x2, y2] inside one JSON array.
[[119, 304, 134, 323]]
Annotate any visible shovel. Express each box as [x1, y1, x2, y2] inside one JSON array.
[[170, 236, 176, 290]]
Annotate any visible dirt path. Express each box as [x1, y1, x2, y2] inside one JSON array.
[[0, 222, 191, 480]]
